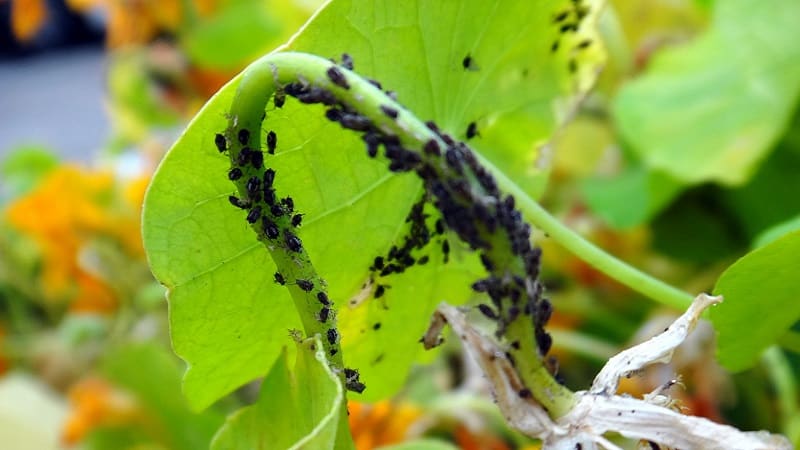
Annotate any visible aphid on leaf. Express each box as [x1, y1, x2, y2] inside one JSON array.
[[423, 139, 441, 156], [477, 304, 499, 320], [270, 204, 284, 217], [417, 255, 429, 265], [380, 105, 399, 119], [266, 131, 277, 154], [341, 53, 354, 70], [263, 187, 276, 205], [262, 217, 279, 239], [274, 272, 286, 285], [228, 168, 243, 180], [246, 176, 260, 195], [374, 285, 385, 299], [518, 388, 532, 399], [327, 328, 338, 345], [228, 195, 250, 209], [318, 306, 330, 323], [317, 292, 330, 306], [326, 66, 350, 89], [215, 133, 227, 152], [281, 197, 295, 213], [237, 148, 252, 166], [274, 90, 286, 108], [285, 230, 302, 252], [246, 206, 262, 224], [296, 279, 313, 292], [466, 121, 478, 140], [238, 129, 250, 145], [250, 151, 263, 169], [291, 214, 303, 227], [462, 53, 478, 71]]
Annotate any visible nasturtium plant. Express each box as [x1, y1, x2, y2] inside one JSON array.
[[143, 0, 605, 412], [711, 230, 800, 372]]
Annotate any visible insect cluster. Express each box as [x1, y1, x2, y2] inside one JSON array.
[[549, 0, 594, 75], [220, 51, 559, 394]]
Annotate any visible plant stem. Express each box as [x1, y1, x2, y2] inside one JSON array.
[[481, 154, 694, 311]]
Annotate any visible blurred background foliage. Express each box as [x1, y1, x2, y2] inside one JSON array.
[[0, 0, 798, 449]]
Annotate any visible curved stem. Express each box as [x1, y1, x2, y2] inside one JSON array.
[[481, 155, 694, 311]]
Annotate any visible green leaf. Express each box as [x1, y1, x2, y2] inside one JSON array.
[[143, 0, 605, 409], [581, 165, 682, 229], [376, 440, 459, 450], [613, 0, 800, 186], [210, 337, 345, 450], [100, 343, 225, 450], [0, 146, 58, 201], [711, 230, 800, 371], [753, 215, 800, 249]]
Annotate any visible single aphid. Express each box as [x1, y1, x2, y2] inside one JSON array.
[[263, 168, 276, 187], [250, 151, 263, 169], [423, 139, 441, 156], [374, 285, 385, 299], [462, 53, 478, 71], [228, 195, 250, 209], [262, 217, 279, 239], [237, 148, 251, 166], [326, 328, 338, 345], [326, 66, 350, 89], [291, 214, 303, 227], [380, 105, 399, 119], [215, 133, 227, 152], [246, 176, 261, 195], [478, 304, 499, 320], [274, 272, 286, 285], [341, 53, 354, 70], [238, 129, 250, 145], [296, 279, 314, 292], [318, 306, 330, 323], [266, 131, 277, 154], [285, 230, 302, 252], [466, 121, 478, 139], [246, 206, 262, 224], [274, 91, 286, 108], [228, 168, 243, 180], [317, 292, 330, 306]]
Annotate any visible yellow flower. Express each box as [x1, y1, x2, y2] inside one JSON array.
[[8, 0, 48, 42], [61, 377, 140, 446], [348, 400, 423, 450], [5, 165, 146, 313]]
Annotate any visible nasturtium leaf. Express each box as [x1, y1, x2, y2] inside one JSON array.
[[613, 0, 800, 186], [753, 215, 800, 249], [711, 230, 800, 371], [143, 0, 605, 409], [210, 337, 345, 450]]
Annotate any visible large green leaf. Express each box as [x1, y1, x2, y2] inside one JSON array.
[[711, 230, 800, 371], [613, 0, 800, 186], [210, 337, 344, 450], [143, 0, 605, 410]]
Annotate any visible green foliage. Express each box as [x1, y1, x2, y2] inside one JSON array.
[[0, 146, 58, 201], [211, 337, 346, 450], [376, 440, 459, 450], [142, 0, 604, 410], [711, 230, 800, 371], [613, 0, 800, 187]]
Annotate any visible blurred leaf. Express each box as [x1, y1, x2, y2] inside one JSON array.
[[711, 230, 800, 371], [101, 343, 225, 450], [581, 165, 682, 229], [0, 146, 58, 201], [753, 215, 800, 249], [210, 337, 344, 450], [143, 0, 606, 410], [182, 0, 284, 70], [376, 440, 459, 450], [613, 0, 800, 186]]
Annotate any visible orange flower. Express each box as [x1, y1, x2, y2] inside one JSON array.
[[5, 165, 146, 313], [348, 400, 423, 450], [61, 377, 140, 445], [8, 0, 48, 42]]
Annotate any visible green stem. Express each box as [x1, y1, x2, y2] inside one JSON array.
[[762, 347, 800, 442], [481, 155, 694, 311], [229, 52, 575, 417], [778, 330, 800, 355]]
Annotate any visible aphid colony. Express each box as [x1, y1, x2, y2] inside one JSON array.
[[548, 0, 594, 76], [219, 52, 559, 394]]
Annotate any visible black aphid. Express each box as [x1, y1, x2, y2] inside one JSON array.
[[228, 195, 250, 209], [442, 240, 450, 261], [274, 272, 286, 285], [518, 388, 532, 399], [435, 219, 445, 234], [577, 39, 592, 49], [250, 150, 263, 169], [326, 66, 350, 89], [372, 322, 381, 330], [263, 168, 275, 187], [536, 329, 553, 355], [228, 168, 243, 180], [417, 255, 429, 265], [274, 90, 286, 108], [215, 133, 227, 152], [238, 129, 250, 145], [291, 214, 303, 227], [367, 79, 382, 89], [423, 139, 441, 156], [237, 147, 251, 166], [553, 10, 569, 22], [317, 292, 330, 305], [262, 217, 279, 239], [285, 230, 302, 252], [318, 306, 330, 323], [380, 105, 399, 119], [246, 176, 260, 195], [341, 53, 354, 70], [270, 204, 284, 216], [535, 299, 553, 327], [263, 187, 276, 205], [266, 131, 277, 154], [374, 285, 385, 299], [462, 54, 478, 71], [363, 132, 380, 158], [296, 279, 313, 292], [339, 113, 372, 131], [281, 197, 294, 212], [246, 206, 262, 224], [551, 41, 559, 53], [326, 328, 338, 345], [372, 256, 384, 270], [479, 253, 494, 271], [478, 304, 499, 320], [466, 121, 478, 139], [568, 58, 577, 73]]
